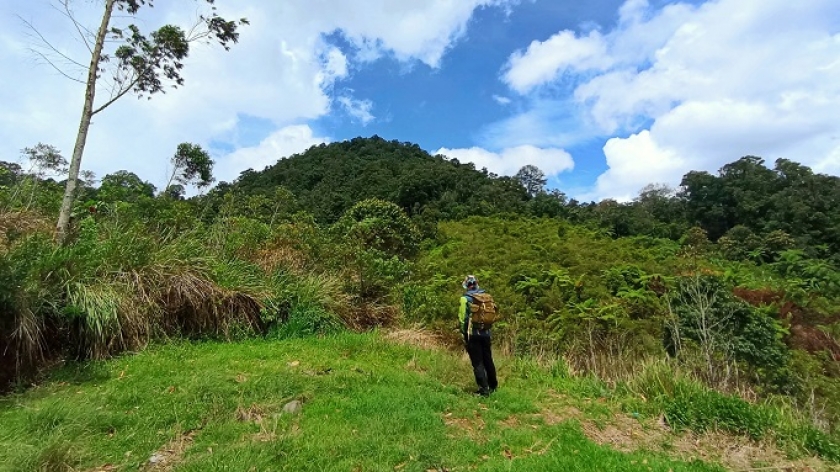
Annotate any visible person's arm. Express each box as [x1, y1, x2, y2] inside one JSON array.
[[458, 296, 470, 342]]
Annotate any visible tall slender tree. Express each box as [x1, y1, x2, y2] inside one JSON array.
[[26, 0, 248, 241]]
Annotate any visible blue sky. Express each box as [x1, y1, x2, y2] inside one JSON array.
[[1, 0, 838, 201]]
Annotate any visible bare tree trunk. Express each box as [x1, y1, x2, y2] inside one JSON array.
[[55, 0, 116, 243]]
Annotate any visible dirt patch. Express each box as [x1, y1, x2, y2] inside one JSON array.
[[663, 430, 829, 472], [533, 406, 583, 426], [501, 415, 521, 428], [236, 404, 267, 423], [571, 411, 830, 472], [139, 428, 199, 471], [443, 409, 487, 443], [385, 327, 452, 351]]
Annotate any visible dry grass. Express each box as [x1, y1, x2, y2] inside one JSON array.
[[253, 245, 309, 274], [384, 326, 453, 351], [531, 391, 832, 472], [138, 428, 200, 472], [442, 408, 489, 443], [342, 301, 399, 330], [0, 210, 52, 252], [152, 269, 264, 336], [62, 265, 265, 361]]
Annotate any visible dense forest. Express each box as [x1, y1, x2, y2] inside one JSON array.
[[2, 136, 840, 460]]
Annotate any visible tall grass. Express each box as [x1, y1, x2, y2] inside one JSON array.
[[0, 214, 349, 390], [622, 359, 840, 460]]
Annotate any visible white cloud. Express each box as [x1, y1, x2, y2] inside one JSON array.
[[435, 145, 574, 177], [500, 0, 840, 201], [337, 97, 375, 125], [215, 125, 329, 183], [492, 95, 512, 105], [0, 0, 515, 188], [583, 130, 684, 202], [327, 0, 516, 67], [585, 97, 840, 201], [503, 30, 612, 94]]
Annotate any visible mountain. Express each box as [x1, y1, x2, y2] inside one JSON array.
[[223, 136, 531, 223]]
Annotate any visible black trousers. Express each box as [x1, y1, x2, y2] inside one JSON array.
[[466, 332, 497, 392]]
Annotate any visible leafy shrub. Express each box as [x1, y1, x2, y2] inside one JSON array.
[[272, 304, 343, 339], [777, 425, 840, 461], [265, 270, 345, 338]]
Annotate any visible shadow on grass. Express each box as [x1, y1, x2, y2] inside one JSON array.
[[39, 359, 112, 388]]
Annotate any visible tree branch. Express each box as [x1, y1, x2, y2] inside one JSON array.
[[19, 16, 87, 71], [27, 47, 86, 84], [54, 0, 94, 54], [91, 75, 140, 115]]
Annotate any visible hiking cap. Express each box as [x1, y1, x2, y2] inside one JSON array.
[[462, 275, 478, 289]]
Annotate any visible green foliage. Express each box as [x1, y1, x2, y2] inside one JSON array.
[[1, 137, 839, 463], [528, 189, 567, 218], [266, 271, 344, 339], [681, 226, 711, 253], [222, 136, 530, 223], [110, 7, 247, 98], [332, 199, 419, 300], [400, 275, 453, 323], [773, 250, 840, 300], [627, 362, 840, 459], [98, 170, 156, 203], [167, 142, 215, 190], [206, 216, 272, 260], [663, 379, 776, 440], [514, 164, 547, 196], [671, 275, 791, 388], [680, 157, 840, 259]]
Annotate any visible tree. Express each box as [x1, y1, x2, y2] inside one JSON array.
[[528, 189, 567, 218], [162, 184, 186, 200], [334, 199, 420, 299], [38, 0, 248, 241], [98, 170, 156, 203], [0, 162, 23, 187], [514, 165, 547, 197], [6, 144, 68, 211], [164, 143, 215, 193], [679, 170, 733, 240]]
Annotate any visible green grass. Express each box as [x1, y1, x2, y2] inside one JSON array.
[[0, 332, 721, 472]]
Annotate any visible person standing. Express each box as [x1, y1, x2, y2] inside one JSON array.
[[459, 275, 498, 397]]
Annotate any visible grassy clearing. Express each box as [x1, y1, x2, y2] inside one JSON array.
[[0, 332, 724, 472]]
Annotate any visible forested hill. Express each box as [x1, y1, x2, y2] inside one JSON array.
[[218, 136, 530, 223], [213, 136, 840, 261]]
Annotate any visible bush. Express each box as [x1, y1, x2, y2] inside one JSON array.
[[663, 379, 775, 440]]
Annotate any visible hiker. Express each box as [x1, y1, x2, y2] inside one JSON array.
[[459, 275, 498, 397]]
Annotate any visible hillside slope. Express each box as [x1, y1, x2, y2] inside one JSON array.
[[221, 136, 530, 223], [0, 332, 740, 472]]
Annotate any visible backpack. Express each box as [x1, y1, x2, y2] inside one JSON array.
[[468, 292, 500, 325]]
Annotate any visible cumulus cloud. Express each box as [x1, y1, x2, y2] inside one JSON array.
[[337, 97, 375, 125], [501, 0, 840, 200], [0, 0, 515, 188], [585, 97, 840, 201], [503, 30, 612, 94], [215, 125, 329, 183], [583, 131, 684, 202], [435, 145, 574, 177]]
